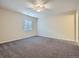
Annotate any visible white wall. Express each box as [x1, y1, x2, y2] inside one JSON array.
[[75, 9, 79, 46], [78, 10, 79, 43], [38, 14, 75, 41], [76, 10, 79, 42], [0, 8, 37, 43], [0, 7, 76, 43], [77, 3, 79, 45], [0, 9, 2, 40]]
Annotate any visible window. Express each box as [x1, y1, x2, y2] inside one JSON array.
[[24, 20, 32, 32]]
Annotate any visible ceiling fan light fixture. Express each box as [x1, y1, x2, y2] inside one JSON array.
[[32, 4, 45, 12], [31, 0, 46, 12]]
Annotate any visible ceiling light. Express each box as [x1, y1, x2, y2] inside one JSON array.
[[31, 0, 46, 12]]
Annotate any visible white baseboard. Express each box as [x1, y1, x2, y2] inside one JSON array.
[[0, 35, 36, 44], [38, 35, 75, 42]]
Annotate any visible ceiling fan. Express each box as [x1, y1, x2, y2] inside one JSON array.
[[26, 0, 51, 12]]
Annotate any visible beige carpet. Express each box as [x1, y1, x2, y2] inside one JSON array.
[[0, 36, 79, 58]]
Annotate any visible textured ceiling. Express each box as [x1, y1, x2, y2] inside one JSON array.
[[0, 0, 78, 18]]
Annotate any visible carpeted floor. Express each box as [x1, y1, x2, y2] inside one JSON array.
[[0, 36, 79, 58]]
